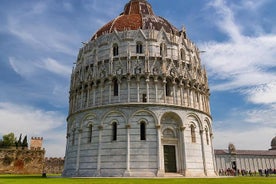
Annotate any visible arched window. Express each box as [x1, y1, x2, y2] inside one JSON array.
[[166, 80, 173, 97], [113, 79, 118, 96], [113, 43, 119, 56], [180, 49, 185, 60], [191, 125, 196, 143], [88, 124, 93, 143], [112, 122, 117, 141], [205, 128, 209, 145], [136, 42, 143, 54], [140, 121, 146, 140]]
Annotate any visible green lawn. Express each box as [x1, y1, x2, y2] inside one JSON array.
[[0, 175, 275, 184]]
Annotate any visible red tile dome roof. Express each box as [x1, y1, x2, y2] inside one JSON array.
[[91, 0, 179, 40]]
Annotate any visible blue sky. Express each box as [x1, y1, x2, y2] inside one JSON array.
[[0, 0, 275, 157]]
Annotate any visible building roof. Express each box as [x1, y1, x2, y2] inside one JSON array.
[[215, 149, 276, 156], [91, 0, 179, 40]]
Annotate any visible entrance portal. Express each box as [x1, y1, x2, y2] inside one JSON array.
[[164, 145, 177, 173]]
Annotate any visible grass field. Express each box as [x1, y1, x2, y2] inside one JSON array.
[[0, 175, 276, 184]]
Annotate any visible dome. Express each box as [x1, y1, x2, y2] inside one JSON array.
[[271, 136, 276, 150], [91, 0, 179, 40]]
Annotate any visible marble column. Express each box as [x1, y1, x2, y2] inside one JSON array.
[[76, 128, 82, 175], [96, 125, 103, 176], [200, 130, 207, 175], [156, 124, 164, 176], [124, 123, 131, 176]]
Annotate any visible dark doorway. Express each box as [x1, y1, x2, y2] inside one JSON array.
[[164, 145, 177, 173]]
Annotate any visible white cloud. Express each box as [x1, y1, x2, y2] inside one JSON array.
[[6, 2, 79, 56], [9, 57, 37, 78], [245, 107, 276, 126], [204, 0, 276, 150], [247, 82, 276, 105], [214, 126, 275, 150], [0, 102, 66, 157], [239, 0, 271, 11], [201, 0, 276, 101], [38, 58, 72, 77], [9, 57, 71, 78], [7, 16, 77, 55], [208, 0, 243, 42]]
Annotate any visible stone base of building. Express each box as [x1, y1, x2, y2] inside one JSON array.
[[63, 169, 217, 178]]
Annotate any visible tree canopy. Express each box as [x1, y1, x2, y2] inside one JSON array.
[[0, 133, 29, 149], [0, 132, 16, 147]]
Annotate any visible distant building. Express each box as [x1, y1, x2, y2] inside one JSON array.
[[63, 0, 216, 177], [30, 137, 43, 150], [215, 136, 276, 173]]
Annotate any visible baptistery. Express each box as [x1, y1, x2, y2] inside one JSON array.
[[63, 0, 216, 177]]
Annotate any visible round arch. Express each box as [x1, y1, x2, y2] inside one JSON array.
[[186, 113, 203, 130], [81, 113, 97, 128], [203, 117, 213, 134], [101, 110, 127, 127], [130, 109, 158, 126], [160, 111, 183, 127]]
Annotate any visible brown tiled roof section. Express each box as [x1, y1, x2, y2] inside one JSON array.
[[128, 2, 140, 14], [114, 14, 142, 31], [125, 0, 153, 15], [91, 0, 179, 40], [215, 149, 276, 156], [93, 20, 113, 38]]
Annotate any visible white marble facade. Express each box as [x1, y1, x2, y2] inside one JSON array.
[[63, 0, 216, 177]]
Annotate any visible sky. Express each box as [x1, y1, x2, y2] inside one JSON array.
[[0, 0, 275, 157]]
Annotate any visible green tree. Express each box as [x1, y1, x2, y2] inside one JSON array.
[[16, 134, 22, 148], [22, 135, 28, 148], [1, 133, 16, 147]]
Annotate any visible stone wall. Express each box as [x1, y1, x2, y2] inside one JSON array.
[[0, 148, 45, 174], [44, 157, 64, 174]]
